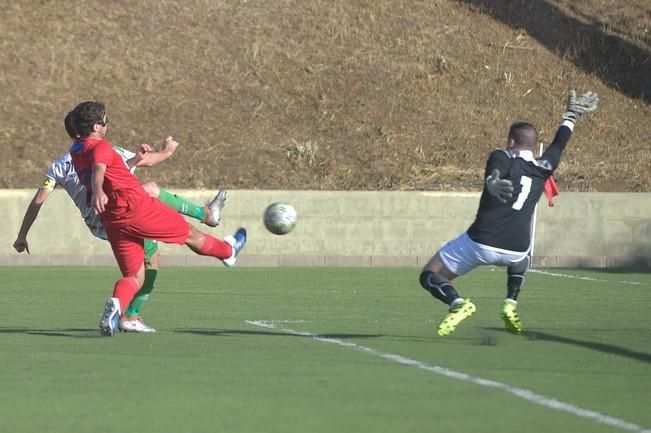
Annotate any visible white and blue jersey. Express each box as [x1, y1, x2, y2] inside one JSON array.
[[41, 146, 136, 240]]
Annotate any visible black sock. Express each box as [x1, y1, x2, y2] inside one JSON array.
[[506, 256, 529, 301]]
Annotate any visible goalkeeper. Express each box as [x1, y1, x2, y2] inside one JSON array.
[[13, 114, 227, 333], [418, 89, 599, 336]]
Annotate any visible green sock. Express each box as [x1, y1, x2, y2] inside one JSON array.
[[125, 269, 157, 318], [158, 188, 206, 222]]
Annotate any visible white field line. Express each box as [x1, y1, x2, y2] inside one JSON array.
[[529, 269, 646, 286], [246, 320, 651, 433]]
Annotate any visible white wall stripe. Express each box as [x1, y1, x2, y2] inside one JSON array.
[[529, 269, 646, 286], [246, 320, 650, 433]]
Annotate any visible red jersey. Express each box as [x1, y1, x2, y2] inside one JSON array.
[[70, 138, 148, 224]]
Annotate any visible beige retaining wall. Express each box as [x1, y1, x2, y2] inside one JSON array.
[[1, 189, 650, 267]]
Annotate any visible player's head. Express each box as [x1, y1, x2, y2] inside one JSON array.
[[70, 101, 108, 138], [64, 111, 80, 139], [507, 122, 538, 150]]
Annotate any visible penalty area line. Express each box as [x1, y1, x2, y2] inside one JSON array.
[[246, 320, 650, 433]]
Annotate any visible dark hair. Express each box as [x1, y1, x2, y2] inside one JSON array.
[[70, 101, 106, 138], [64, 111, 79, 139], [508, 122, 538, 149]]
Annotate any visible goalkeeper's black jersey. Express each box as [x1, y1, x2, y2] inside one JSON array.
[[466, 124, 573, 253]]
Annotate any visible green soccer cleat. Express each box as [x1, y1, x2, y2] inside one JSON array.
[[436, 299, 477, 336], [501, 299, 522, 334]]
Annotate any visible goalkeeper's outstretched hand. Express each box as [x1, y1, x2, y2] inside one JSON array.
[[562, 90, 599, 123], [486, 169, 514, 204]]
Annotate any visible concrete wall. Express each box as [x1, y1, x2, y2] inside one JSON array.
[[1, 189, 650, 267]]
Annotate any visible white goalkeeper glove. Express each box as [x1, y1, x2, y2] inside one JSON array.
[[486, 169, 514, 203], [561, 90, 599, 124]]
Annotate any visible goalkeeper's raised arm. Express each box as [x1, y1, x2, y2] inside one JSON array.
[[541, 90, 599, 171]]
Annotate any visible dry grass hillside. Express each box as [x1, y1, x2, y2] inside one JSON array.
[[1, 0, 649, 191]]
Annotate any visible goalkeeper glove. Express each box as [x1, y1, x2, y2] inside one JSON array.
[[561, 90, 599, 124], [486, 169, 514, 203]]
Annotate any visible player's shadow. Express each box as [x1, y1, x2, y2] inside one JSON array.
[[458, 0, 651, 104], [0, 327, 100, 338], [483, 327, 651, 364], [175, 328, 385, 339]]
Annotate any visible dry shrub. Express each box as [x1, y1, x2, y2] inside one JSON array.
[[0, 0, 649, 191]]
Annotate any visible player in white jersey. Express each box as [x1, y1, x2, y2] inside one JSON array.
[[38, 147, 136, 240], [13, 115, 227, 332]]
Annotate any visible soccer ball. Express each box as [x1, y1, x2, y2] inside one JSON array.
[[263, 202, 297, 235]]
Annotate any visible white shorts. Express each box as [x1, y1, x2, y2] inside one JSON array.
[[438, 232, 529, 276]]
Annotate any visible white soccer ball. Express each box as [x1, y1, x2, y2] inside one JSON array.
[[263, 202, 297, 235]]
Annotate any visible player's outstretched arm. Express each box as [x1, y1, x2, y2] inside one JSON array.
[[13, 188, 52, 254], [126, 143, 153, 169], [542, 90, 599, 171], [132, 136, 179, 168]]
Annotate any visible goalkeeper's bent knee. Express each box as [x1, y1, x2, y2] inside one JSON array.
[[419, 271, 461, 306]]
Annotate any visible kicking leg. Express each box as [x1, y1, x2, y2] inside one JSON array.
[[128, 196, 246, 267], [185, 225, 247, 267], [144, 181, 226, 227]]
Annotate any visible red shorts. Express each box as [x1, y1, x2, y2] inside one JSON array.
[[103, 195, 190, 276]]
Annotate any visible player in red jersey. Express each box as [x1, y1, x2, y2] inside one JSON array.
[[13, 113, 227, 333], [68, 101, 247, 336]]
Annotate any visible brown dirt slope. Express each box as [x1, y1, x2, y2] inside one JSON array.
[[1, 0, 649, 191]]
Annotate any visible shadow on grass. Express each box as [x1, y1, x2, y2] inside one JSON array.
[[175, 328, 385, 339], [483, 326, 651, 363], [458, 0, 651, 104], [0, 327, 99, 338]]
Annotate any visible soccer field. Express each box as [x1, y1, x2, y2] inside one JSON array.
[[1, 266, 649, 433]]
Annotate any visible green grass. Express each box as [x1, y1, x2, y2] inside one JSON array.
[[1, 266, 649, 433]]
